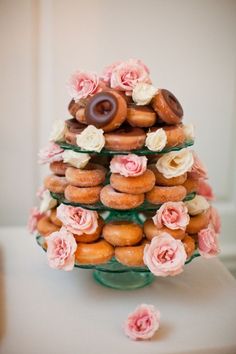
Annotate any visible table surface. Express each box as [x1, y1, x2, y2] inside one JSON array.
[[0, 227, 236, 354]]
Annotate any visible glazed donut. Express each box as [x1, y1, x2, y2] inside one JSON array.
[[65, 119, 85, 145], [100, 185, 144, 210], [149, 125, 185, 147], [73, 217, 104, 243], [143, 218, 186, 241], [146, 185, 187, 204], [127, 105, 156, 128], [75, 240, 114, 265], [44, 175, 68, 194], [152, 89, 183, 125], [115, 240, 148, 267], [75, 107, 87, 125], [110, 169, 155, 195], [103, 221, 143, 246], [186, 210, 210, 234], [104, 126, 146, 151], [65, 163, 106, 187], [65, 185, 102, 204], [37, 216, 60, 236], [50, 161, 69, 176], [85, 91, 127, 132], [49, 208, 62, 227], [68, 99, 80, 117], [183, 176, 200, 194], [148, 164, 187, 186], [182, 234, 195, 258]]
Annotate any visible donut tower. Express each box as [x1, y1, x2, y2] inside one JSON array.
[[29, 59, 221, 288]]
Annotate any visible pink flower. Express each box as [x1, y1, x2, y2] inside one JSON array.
[[152, 202, 190, 230], [144, 233, 187, 276], [56, 204, 98, 236], [110, 59, 151, 95], [110, 154, 147, 177], [67, 71, 101, 101], [209, 206, 221, 233], [101, 61, 122, 84], [198, 227, 220, 259], [188, 152, 208, 180], [197, 179, 215, 201], [27, 207, 44, 234], [38, 142, 64, 164], [124, 304, 160, 340], [46, 227, 77, 271]]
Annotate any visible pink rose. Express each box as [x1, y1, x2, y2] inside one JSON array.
[[209, 206, 221, 233], [198, 227, 220, 259], [188, 152, 208, 180], [110, 154, 147, 177], [101, 61, 122, 84], [152, 202, 190, 230], [67, 71, 101, 101], [56, 204, 98, 236], [197, 179, 215, 201], [110, 59, 151, 95], [27, 207, 44, 234], [144, 233, 187, 276], [38, 142, 64, 164], [46, 227, 77, 271], [124, 304, 160, 340]]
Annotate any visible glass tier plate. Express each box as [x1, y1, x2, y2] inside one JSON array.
[[36, 235, 200, 273], [50, 191, 196, 212], [58, 140, 194, 156]]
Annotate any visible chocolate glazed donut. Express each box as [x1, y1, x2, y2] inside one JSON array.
[[85, 91, 127, 132], [152, 89, 184, 124]]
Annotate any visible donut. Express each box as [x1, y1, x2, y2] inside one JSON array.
[[73, 217, 104, 243], [143, 218, 186, 241], [127, 105, 156, 128], [50, 161, 69, 176], [182, 235, 195, 258], [65, 164, 107, 187], [151, 89, 183, 124], [104, 126, 146, 151], [37, 216, 60, 236], [110, 169, 155, 195], [65, 119, 85, 145], [146, 185, 187, 204], [183, 176, 200, 194], [149, 125, 185, 147], [68, 99, 80, 117], [115, 241, 148, 267], [44, 175, 68, 194], [49, 208, 62, 227], [103, 221, 143, 246], [85, 91, 127, 132], [186, 210, 210, 234], [148, 164, 187, 186], [100, 185, 144, 210], [65, 185, 102, 204], [75, 240, 114, 265]]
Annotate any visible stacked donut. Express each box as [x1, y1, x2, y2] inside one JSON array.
[[28, 59, 221, 275]]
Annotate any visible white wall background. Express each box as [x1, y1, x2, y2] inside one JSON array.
[[1, 0, 236, 268]]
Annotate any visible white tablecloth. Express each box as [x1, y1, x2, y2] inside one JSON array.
[[0, 227, 236, 354]]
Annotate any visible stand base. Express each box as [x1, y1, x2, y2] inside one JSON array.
[[93, 270, 154, 290]]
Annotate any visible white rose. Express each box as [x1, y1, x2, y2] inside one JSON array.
[[156, 148, 194, 178], [76, 125, 105, 152], [145, 128, 167, 151], [62, 150, 90, 168], [183, 124, 195, 141], [49, 120, 66, 142], [132, 83, 157, 105], [40, 190, 57, 213], [185, 195, 209, 216]]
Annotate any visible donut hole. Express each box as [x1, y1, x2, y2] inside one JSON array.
[[96, 100, 112, 115]]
